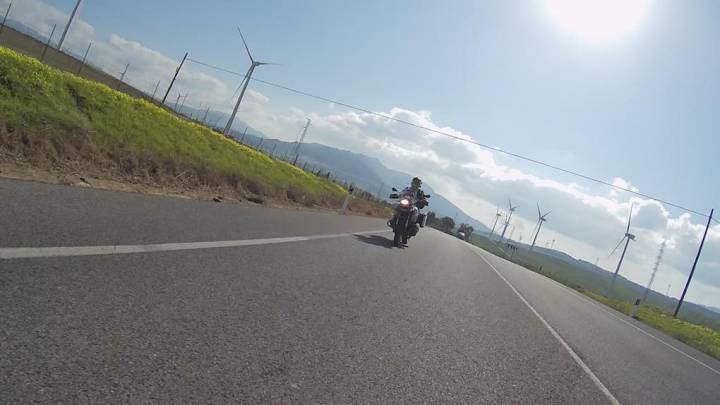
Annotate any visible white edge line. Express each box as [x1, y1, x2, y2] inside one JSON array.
[[555, 277, 720, 377], [470, 247, 621, 405], [474, 243, 720, 377], [0, 229, 391, 260]]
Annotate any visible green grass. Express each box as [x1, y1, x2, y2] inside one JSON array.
[[0, 46, 345, 203], [585, 291, 720, 360]]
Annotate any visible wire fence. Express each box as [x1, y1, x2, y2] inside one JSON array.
[[1, 8, 719, 331]]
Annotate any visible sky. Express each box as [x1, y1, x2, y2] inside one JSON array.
[[7, 0, 720, 309]]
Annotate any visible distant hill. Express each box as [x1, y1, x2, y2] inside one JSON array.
[[4, 19, 48, 42], [180, 106, 491, 233]]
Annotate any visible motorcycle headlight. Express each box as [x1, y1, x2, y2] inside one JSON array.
[[400, 198, 410, 206]]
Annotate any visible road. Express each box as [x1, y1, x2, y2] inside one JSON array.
[[1, 178, 719, 403]]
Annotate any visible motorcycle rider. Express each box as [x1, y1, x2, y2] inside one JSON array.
[[389, 177, 429, 235]]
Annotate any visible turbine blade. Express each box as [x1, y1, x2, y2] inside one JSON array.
[[543, 210, 551, 218], [508, 198, 512, 210], [236, 26, 254, 62], [626, 204, 634, 234], [255, 61, 281, 66], [609, 236, 626, 257], [537, 203, 541, 219]]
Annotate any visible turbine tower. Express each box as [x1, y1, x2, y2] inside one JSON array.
[[641, 239, 666, 303], [489, 207, 503, 236], [223, 27, 277, 135], [605, 204, 636, 296], [498, 199, 518, 242], [292, 118, 312, 164], [530, 203, 551, 250]]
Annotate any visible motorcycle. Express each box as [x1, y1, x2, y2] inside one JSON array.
[[388, 187, 430, 247]]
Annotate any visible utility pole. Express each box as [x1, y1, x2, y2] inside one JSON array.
[[239, 127, 247, 143], [293, 118, 311, 164], [119, 63, 129, 82], [174, 92, 182, 111], [641, 239, 666, 303], [57, 0, 82, 51], [179, 92, 188, 113], [201, 107, 210, 124], [151, 80, 160, 100], [77, 41, 91, 74], [162, 52, 187, 105], [674, 209, 714, 317], [40, 24, 57, 62], [0, 2, 12, 36]]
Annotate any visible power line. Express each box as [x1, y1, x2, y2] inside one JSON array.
[[186, 57, 714, 219]]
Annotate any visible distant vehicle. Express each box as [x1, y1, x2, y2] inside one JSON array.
[[457, 223, 474, 242]]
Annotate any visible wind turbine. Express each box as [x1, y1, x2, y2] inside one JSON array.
[[223, 27, 276, 135], [489, 207, 503, 236], [530, 203, 551, 250], [605, 204, 636, 296], [498, 199, 518, 242]]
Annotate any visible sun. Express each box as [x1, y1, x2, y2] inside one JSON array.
[[540, 0, 653, 44]]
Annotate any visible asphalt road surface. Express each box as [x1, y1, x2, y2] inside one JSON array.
[[1, 178, 719, 403]]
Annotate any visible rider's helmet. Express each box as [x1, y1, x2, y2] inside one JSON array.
[[411, 177, 422, 189]]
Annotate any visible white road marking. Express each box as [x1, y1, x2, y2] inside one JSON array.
[[559, 280, 720, 377], [476, 244, 720, 377], [0, 229, 391, 260], [469, 246, 621, 405]]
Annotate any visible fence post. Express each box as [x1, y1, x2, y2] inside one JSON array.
[[631, 298, 641, 319], [119, 63, 130, 82], [40, 24, 57, 62], [77, 41, 92, 74], [340, 185, 354, 215], [0, 2, 12, 37], [151, 79, 160, 100]]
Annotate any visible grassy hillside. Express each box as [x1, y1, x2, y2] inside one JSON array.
[[0, 46, 352, 207]]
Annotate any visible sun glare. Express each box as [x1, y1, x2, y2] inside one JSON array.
[[541, 0, 653, 44]]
